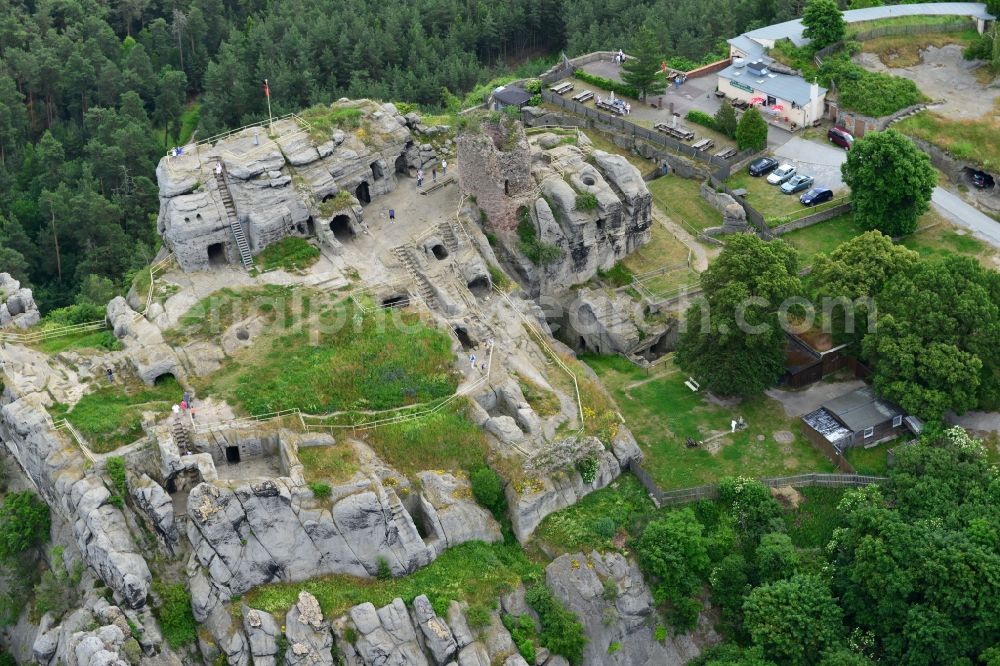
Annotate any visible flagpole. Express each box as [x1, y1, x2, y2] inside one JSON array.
[[264, 79, 273, 134]]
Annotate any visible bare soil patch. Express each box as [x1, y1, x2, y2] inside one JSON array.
[[771, 485, 804, 509]]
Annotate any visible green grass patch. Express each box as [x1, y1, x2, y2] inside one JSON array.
[[242, 541, 541, 619], [859, 30, 980, 68], [582, 355, 836, 490], [778, 213, 866, 267], [217, 301, 458, 415], [781, 487, 846, 549], [515, 376, 562, 418], [846, 14, 973, 38], [152, 581, 197, 649], [895, 104, 1000, 171], [297, 445, 359, 484], [50, 374, 183, 453], [34, 329, 122, 354], [361, 405, 488, 475], [318, 190, 354, 217], [899, 208, 999, 266], [301, 103, 364, 141], [256, 237, 321, 273], [844, 442, 891, 477], [596, 262, 634, 288], [533, 474, 655, 555], [647, 176, 722, 234], [163, 284, 297, 345]]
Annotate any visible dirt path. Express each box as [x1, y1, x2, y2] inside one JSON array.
[[652, 208, 712, 272]]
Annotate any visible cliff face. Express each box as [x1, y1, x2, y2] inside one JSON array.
[[0, 399, 152, 609], [457, 125, 652, 296]]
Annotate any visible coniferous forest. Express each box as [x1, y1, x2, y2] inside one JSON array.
[[0, 0, 811, 311]]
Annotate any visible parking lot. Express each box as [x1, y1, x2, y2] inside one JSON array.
[[771, 136, 848, 192]]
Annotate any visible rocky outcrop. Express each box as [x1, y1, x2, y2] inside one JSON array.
[[131, 474, 180, 554], [242, 606, 282, 666], [700, 183, 747, 234], [337, 595, 520, 666], [545, 552, 719, 665], [556, 287, 674, 358], [285, 592, 336, 666], [416, 471, 502, 555], [186, 476, 434, 597], [0, 272, 41, 330], [106, 297, 183, 385], [0, 399, 152, 609], [507, 434, 631, 541], [157, 101, 427, 271]]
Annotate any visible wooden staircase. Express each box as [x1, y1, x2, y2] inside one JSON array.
[[213, 165, 254, 270], [392, 246, 437, 309], [437, 220, 460, 254], [172, 418, 193, 455]]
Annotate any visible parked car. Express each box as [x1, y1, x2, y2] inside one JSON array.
[[766, 164, 796, 185], [748, 156, 779, 177], [971, 169, 995, 189], [828, 126, 854, 150], [781, 174, 814, 194], [800, 187, 833, 206]]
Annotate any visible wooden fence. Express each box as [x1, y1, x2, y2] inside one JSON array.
[[630, 462, 886, 507]]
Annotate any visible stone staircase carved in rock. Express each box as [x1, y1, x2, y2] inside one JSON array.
[[212, 165, 254, 270], [171, 418, 193, 455], [392, 246, 437, 309], [437, 221, 461, 255]]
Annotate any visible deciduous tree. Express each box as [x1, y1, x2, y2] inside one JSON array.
[[714, 101, 738, 139], [841, 129, 936, 237], [743, 574, 843, 665], [802, 0, 846, 49], [736, 107, 768, 151]]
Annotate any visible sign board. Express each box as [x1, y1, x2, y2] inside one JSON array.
[[729, 80, 754, 93]]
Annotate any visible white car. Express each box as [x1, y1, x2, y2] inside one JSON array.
[[766, 164, 797, 185]]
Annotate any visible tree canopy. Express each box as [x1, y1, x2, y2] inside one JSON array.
[[620, 27, 666, 101], [676, 234, 802, 396], [736, 107, 768, 151], [802, 0, 846, 49], [841, 129, 936, 237]]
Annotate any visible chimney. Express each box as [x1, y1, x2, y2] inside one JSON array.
[[810, 80, 819, 101]]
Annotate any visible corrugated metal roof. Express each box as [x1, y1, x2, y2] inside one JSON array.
[[803, 407, 853, 446], [717, 64, 826, 107], [727, 35, 766, 60]]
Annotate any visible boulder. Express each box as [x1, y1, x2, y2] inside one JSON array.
[[416, 471, 502, 554], [243, 606, 282, 666], [284, 592, 335, 666], [131, 474, 179, 553], [412, 595, 457, 665], [484, 416, 524, 444]]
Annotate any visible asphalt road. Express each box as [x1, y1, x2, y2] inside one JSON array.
[[929, 187, 1000, 248]]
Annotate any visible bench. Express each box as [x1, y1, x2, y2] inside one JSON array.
[[596, 100, 625, 115], [572, 90, 594, 102], [692, 138, 715, 152], [713, 147, 737, 159], [550, 82, 574, 95], [654, 123, 695, 141]]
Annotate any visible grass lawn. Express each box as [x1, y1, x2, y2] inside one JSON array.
[[579, 129, 656, 173], [532, 473, 655, 556], [895, 101, 1000, 172], [779, 213, 866, 267], [844, 441, 892, 477], [242, 541, 540, 619], [847, 14, 975, 38], [163, 284, 298, 345], [208, 300, 459, 415], [358, 405, 488, 475], [34, 329, 122, 355], [297, 444, 359, 484], [582, 355, 836, 490], [859, 29, 980, 68], [781, 487, 846, 549], [727, 171, 848, 223], [51, 374, 183, 452], [621, 222, 689, 275], [647, 175, 722, 235], [901, 208, 1000, 266], [256, 237, 320, 273]]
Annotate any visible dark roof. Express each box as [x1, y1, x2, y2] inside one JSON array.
[[823, 386, 904, 432], [492, 86, 531, 106], [803, 407, 853, 447]]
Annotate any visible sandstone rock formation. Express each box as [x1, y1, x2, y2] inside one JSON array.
[[106, 297, 183, 385], [555, 287, 676, 358], [545, 551, 719, 665], [0, 272, 41, 330]]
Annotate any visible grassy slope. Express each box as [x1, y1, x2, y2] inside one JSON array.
[[895, 100, 1000, 171], [583, 355, 835, 490], [647, 176, 722, 234]]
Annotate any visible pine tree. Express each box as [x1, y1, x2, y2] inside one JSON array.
[[714, 101, 738, 139], [736, 107, 768, 150], [621, 28, 666, 101]]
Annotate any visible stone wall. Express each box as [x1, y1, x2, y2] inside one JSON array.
[[770, 201, 854, 236], [456, 119, 535, 233]]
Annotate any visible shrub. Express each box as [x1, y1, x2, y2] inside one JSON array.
[[517, 214, 563, 266], [42, 303, 105, 327], [635, 509, 710, 631], [715, 102, 738, 139], [573, 71, 641, 100], [0, 492, 50, 561], [593, 517, 617, 540], [153, 582, 197, 648], [602, 577, 618, 602], [608, 641, 622, 654], [106, 456, 127, 497], [576, 456, 599, 484], [525, 585, 587, 665], [34, 550, 80, 621], [503, 613, 537, 663], [736, 107, 768, 151], [574, 191, 598, 211], [375, 557, 392, 580], [597, 263, 634, 288], [470, 466, 506, 517], [465, 603, 492, 629], [818, 54, 924, 117], [257, 237, 321, 272], [308, 481, 332, 498], [685, 110, 719, 132]]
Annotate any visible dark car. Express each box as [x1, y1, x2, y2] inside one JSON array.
[[748, 157, 779, 177], [828, 126, 854, 150], [971, 170, 995, 189], [800, 187, 833, 206], [781, 174, 814, 194]]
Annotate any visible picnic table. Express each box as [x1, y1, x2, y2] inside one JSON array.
[[654, 123, 695, 141], [713, 147, 737, 159], [550, 82, 574, 95], [692, 138, 715, 152], [572, 90, 594, 102], [596, 99, 625, 115]]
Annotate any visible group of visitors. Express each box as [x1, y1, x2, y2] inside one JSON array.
[[172, 390, 197, 420], [614, 49, 625, 64], [415, 159, 449, 189], [167, 146, 185, 158], [596, 92, 630, 115]]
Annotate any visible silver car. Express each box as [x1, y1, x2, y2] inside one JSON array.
[[766, 164, 796, 185]]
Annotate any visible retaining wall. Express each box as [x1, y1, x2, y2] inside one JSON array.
[[769, 201, 854, 236]]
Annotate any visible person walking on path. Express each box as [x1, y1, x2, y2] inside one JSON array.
[[389, 208, 395, 223], [416, 168, 424, 188], [432, 167, 437, 183], [441, 159, 448, 176], [106, 368, 114, 383]]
